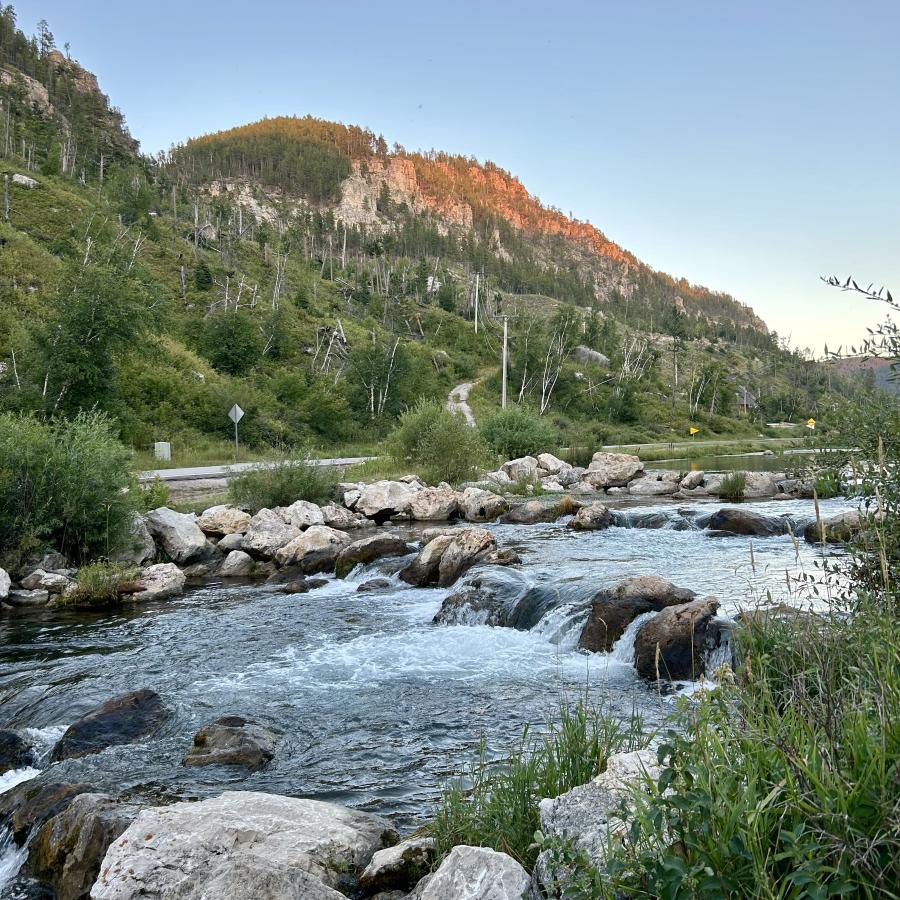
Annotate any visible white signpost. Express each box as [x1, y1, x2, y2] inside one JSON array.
[[228, 404, 244, 459]]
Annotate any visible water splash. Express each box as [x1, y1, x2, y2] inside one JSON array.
[[610, 611, 658, 666]]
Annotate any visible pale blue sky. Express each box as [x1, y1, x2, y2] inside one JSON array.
[[17, 0, 900, 353]]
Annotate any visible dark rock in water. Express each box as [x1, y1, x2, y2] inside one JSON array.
[[29, 793, 138, 900], [432, 568, 530, 626], [567, 502, 612, 531], [266, 568, 327, 593], [1, 875, 54, 899], [357, 578, 392, 593], [182, 716, 278, 769], [634, 596, 720, 680], [485, 548, 521, 566], [50, 690, 169, 761], [701, 508, 788, 537], [500, 500, 559, 525], [579, 576, 697, 653], [400, 528, 497, 588], [0, 781, 92, 844], [0, 730, 34, 775], [334, 535, 411, 579]]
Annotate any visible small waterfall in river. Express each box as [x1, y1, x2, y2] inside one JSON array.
[[610, 611, 658, 666], [0, 825, 29, 895]]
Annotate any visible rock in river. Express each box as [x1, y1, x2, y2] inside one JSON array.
[[356, 480, 418, 522], [51, 689, 170, 762], [274, 525, 351, 572], [583, 452, 644, 489], [567, 501, 612, 531], [144, 508, 208, 564], [500, 499, 558, 525], [196, 504, 251, 536], [703, 507, 788, 537], [132, 563, 185, 602], [241, 508, 302, 559], [458, 487, 508, 522], [359, 836, 435, 894], [91, 791, 398, 900], [0, 780, 91, 844], [30, 793, 138, 900], [182, 716, 278, 769], [579, 576, 697, 653], [335, 534, 412, 579], [633, 595, 721, 680], [803, 510, 861, 544], [408, 486, 459, 521], [0, 729, 34, 774]]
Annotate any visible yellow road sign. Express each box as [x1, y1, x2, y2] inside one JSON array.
[[689, 426, 700, 436], [806, 418, 816, 429]]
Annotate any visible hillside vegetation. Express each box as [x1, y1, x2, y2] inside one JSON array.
[[0, 8, 872, 460]]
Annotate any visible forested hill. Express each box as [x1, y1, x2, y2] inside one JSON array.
[[168, 116, 767, 335], [0, 8, 864, 456]]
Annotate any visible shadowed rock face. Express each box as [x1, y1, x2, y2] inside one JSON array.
[[0, 781, 92, 844], [579, 577, 697, 653], [29, 793, 138, 900], [634, 596, 721, 680], [0, 729, 34, 774], [50, 690, 170, 762], [334, 535, 411, 579], [701, 507, 789, 537]]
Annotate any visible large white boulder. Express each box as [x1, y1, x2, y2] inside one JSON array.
[[536, 452, 568, 475], [274, 525, 351, 572], [412, 845, 530, 899], [356, 480, 418, 520], [0, 567, 9, 601], [90, 791, 396, 900], [241, 509, 301, 559], [321, 503, 366, 530], [500, 456, 539, 482], [583, 453, 644, 489], [218, 550, 255, 577], [132, 563, 185, 602], [278, 500, 325, 530], [408, 486, 459, 521], [196, 505, 251, 536], [627, 471, 680, 496], [144, 508, 208, 564], [458, 487, 508, 522]]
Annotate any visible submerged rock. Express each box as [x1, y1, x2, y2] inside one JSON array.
[[182, 716, 278, 769], [0, 729, 34, 774], [51, 689, 170, 762], [335, 535, 411, 579], [359, 836, 435, 894], [357, 577, 392, 593], [579, 576, 697, 653], [410, 845, 530, 900], [634, 596, 721, 680], [30, 793, 138, 900], [91, 791, 398, 900], [702, 507, 788, 537]]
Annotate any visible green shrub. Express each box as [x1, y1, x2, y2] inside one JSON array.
[[138, 477, 170, 511], [481, 405, 557, 460], [431, 703, 645, 868], [228, 453, 336, 510], [504, 476, 544, 496], [63, 561, 140, 608], [389, 399, 487, 485], [814, 469, 842, 499], [602, 605, 900, 897], [0, 412, 137, 565], [719, 471, 746, 501]]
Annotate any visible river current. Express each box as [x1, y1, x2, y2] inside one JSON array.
[[0, 497, 853, 860]]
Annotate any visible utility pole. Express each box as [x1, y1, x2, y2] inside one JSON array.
[[501, 315, 509, 408], [474, 271, 480, 334], [3, 174, 9, 223]]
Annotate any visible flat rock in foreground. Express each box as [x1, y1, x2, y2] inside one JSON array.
[[410, 845, 530, 899], [91, 791, 398, 900]]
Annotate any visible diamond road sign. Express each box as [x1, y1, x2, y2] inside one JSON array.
[[228, 404, 244, 424]]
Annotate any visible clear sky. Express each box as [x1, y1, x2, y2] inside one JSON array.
[[16, 0, 900, 354]]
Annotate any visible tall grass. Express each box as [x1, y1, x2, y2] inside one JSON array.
[[62, 561, 140, 608], [431, 702, 645, 869], [718, 470, 746, 501], [600, 606, 900, 898], [228, 453, 336, 510]]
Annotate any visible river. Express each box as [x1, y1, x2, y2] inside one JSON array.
[[0, 495, 854, 893]]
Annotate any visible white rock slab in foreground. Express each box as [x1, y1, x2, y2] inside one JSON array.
[[91, 791, 396, 900], [411, 845, 531, 899]]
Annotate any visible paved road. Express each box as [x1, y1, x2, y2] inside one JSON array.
[[447, 381, 477, 427], [139, 457, 374, 483]]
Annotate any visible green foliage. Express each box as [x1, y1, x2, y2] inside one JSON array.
[[481, 405, 557, 460], [63, 561, 139, 608], [388, 399, 487, 485], [431, 702, 645, 868], [813, 469, 842, 499], [604, 606, 900, 898], [0, 411, 136, 565], [719, 471, 746, 502], [228, 453, 336, 511], [194, 259, 212, 291], [197, 311, 264, 376], [138, 477, 170, 511]]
